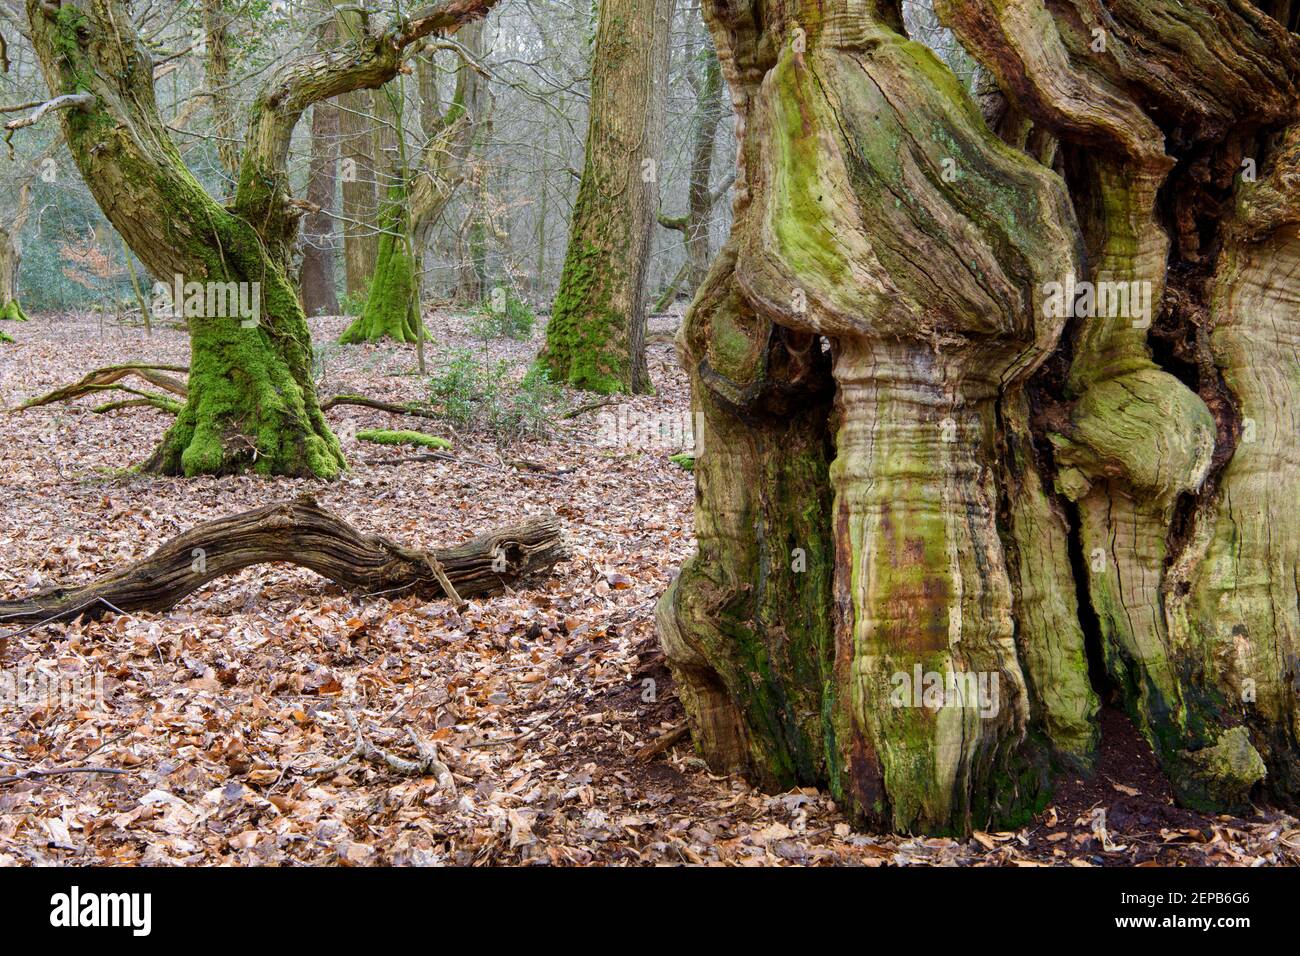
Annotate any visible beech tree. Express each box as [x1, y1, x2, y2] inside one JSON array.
[[540, 0, 675, 394], [18, 0, 496, 478], [339, 22, 486, 344], [659, 0, 1300, 834]]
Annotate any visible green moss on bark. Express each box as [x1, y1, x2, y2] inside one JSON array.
[[540, 239, 630, 394], [1, 300, 29, 322], [356, 428, 451, 450], [339, 184, 424, 345]]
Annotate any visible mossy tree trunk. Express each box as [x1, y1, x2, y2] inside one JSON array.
[[1, 168, 35, 323], [25, 0, 496, 478], [0, 230, 25, 323], [660, 0, 1300, 835], [340, 172, 423, 344], [340, 23, 485, 344], [301, 21, 342, 318], [539, 0, 675, 394]]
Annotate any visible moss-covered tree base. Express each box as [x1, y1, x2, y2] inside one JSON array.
[[145, 322, 344, 479], [339, 184, 425, 345], [1, 300, 29, 323]]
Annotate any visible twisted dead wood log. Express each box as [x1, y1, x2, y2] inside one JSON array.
[[0, 496, 568, 628], [15, 364, 189, 410]]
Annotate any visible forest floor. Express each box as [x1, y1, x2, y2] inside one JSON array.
[[0, 311, 1297, 867]]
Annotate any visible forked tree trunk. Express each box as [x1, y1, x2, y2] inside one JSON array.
[[659, 0, 1300, 834], [25, 0, 495, 478], [539, 0, 675, 394], [27, 0, 344, 478]]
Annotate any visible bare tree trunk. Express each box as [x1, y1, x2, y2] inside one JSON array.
[[681, 37, 723, 296], [0, 174, 35, 323], [301, 23, 342, 317], [539, 0, 676, 394], [202, 0, 240, 190], [339, 86, 379, 298], [301, 98, 341, 317]]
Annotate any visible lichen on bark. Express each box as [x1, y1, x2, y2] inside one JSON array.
[[661, 0, 1300, 834]]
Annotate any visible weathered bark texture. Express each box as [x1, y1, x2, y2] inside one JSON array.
[[539, 0, 676, 394], [660, 0, 1300, 834], [0, 497, 568, 627]]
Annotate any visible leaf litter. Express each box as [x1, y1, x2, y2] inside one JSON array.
[[0, 312, 1295, 867]]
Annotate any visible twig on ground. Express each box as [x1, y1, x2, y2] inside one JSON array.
[[0, 766, 131, 786], [316, 710, 456, 792], [634, 722, 691, 761]]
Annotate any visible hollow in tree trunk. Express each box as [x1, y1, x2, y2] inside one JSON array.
[[659, 0, 1300, 834]]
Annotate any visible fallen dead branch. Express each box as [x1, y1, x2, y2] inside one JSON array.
[[634, 722, 690, 761], [561, 398, 623, 420], [0, 495, 568, 628], [320, 393, 443, 420], [314, 709, 456, 790], [0, 766, 132, 786], [15, 363, 188, 411]]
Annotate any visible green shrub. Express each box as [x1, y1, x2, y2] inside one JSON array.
[[312, 341, 340, 384], [470, 288, 536, 340], [428, 349, 561, 440]]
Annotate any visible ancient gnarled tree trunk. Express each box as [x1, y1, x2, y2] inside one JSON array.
[[660, 0, 1300, 834]]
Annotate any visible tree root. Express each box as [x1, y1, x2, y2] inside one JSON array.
[[13, 368, 453, 431], [0, 495, 568, 628]]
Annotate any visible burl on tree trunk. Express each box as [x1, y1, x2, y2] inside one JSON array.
[[659, 0, 1300, 834]]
